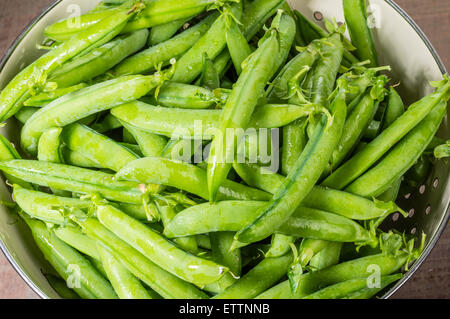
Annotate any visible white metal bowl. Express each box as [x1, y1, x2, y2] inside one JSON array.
[[0, 0, 448, 299]]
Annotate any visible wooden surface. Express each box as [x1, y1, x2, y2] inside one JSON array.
[[0, 0, 449, 299]]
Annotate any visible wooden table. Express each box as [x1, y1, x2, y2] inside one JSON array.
[[0, 0, 449, 299]]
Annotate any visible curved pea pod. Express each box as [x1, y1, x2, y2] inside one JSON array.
[[15, 107, 38, 124], [346, 100, 447, 198], [225, 15, 252, 75], [0, 160, 143, 204], [0, 1, 142, 122], [271, 11, 296, 76], [114, 13, 218, 76], [212, 251, 293, 299], [171, 3, 242, 84], [21, 215, 117, 299], [95, 203, 228, 287], [37, 128, 64, 164], [62, 148, 105, 169], [21, 74, 163, 155], [23, 83, 88, 107], [326, 91, 378, 174], [111, 101, 315, 139], [256, 253, 409, 299], [265, 234, 297, 258], [96, 243, 152, 299], [49, 30, 148, 88], [148, 16, 193, 46], [276, 207, 373, 244], [323, 79, 450, 189], [343, 0, 378, 67], [233, 162, 403, 220], [234, 91, 346, 247], [267, 46, 318, 102], [207, 17, 282, 201], [116, 157, 271, 202], [197, 53, 221, 90], [434, 140, 450, 159], [0, 135, 33, 189], [61, 123, 138, 172], [304, 273, 402, 299], [74, 215, 208, 299], [149, 82, 217, 109], [308, 242, 342, 271], [342, 274, 403, 299]]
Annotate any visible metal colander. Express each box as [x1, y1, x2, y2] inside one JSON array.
[[0, 0, 448, 298]]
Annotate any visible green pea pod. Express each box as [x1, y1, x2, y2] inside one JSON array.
[[95, 203, 228, 287], [22, 215, 117, 299], [111, 101, 315, 139], [267, 46, 318, 103], [0, 1, 142, 122], [434, 140, 450, 159], [207, 16, 282, 201], [114, 13, 218, 76], [266, 234, 297, 258], [171, 3, 242, 84], [225, 15, 252, 75], [198, 53, 221, 90], [14, 107, 38, 124], [116, 157, 271, 201], [212, 251, 293, 299], [241, 0, 286, 40], [23, 83, 88, 107], [62, 123, 138, 172], [74, 215, 208, 299], [232, 162, 403, 220], [91, 113, 123, 133], [62, 148, 105, 170], [49, 30, 148, 89], [119, 121, 167, 158], [308, 242, 342, 270], [326, 91, 378, 174], [1, 160, 143, 204], [97, 242, 152, 299], [271, 11, 296, 76], [0, 135, 33, 189], [323, 79, 450, 189], [346, 100, 447, 197], [149, 82, 217, 109], [21, 74, 163, 155], [281, 118, 308, 175], [303, 273, 402, 299], [256, 253, 409, 299], [54, 224, 100, 258], [343, 0, 379, 67], [148, 16, 193, 46], [234, 90, 346, 247]]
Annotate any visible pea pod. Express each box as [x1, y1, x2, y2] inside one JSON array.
[[212, 251, 293, 299], [0, 135, 33, 189], [342, 274, 403, 299], [207, 15, 283, 201], [61, 123, 138, 172], [323, 79, 450, 189], [114, 13, 218, 76], [91, 113, 123, 133], [95, 203, 228, 287], [73, 215, 208, 299], [21, 74, 164, 155], [119, 121, 167, 158], [210, 232, 241, 276], [225, 14, 252, 75], [44, 274, 80, 299], [24, 83, 88, 107], [271, 11, 296, 76], [111, 101, 317, 139], [198, 53, 221, 90], [0, 1, 142, 122], [1, 160, 143, 204], [343, 0, 379, 67], [148, 82, 217, 109], [266, 234, 297, 258], [281, 118, 308, 175], [234, 90, 346, 247], [22, 215, 117, 299], [171, 3, 242, 83], [241, 0, 286, 40], [434, 140, 450, 159], [346, 100, 447, 197], [97, 243, 152, 299], [14, 107, 38, 124], [116, 157, 271, 201], [256, 253, 409, 299], [54, 226, 101, 261]]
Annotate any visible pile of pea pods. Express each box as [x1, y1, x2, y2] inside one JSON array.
[[0, 0, 449, 299]]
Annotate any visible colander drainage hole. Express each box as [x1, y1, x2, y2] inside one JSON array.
[[410, 227, 417, 235], [408, 208, 415, 217], [404, 193, 411, 199], [392, 213, 399, 222], [419, 185, 426, 194], [314, 11, 323, 21], [425, 205, 431, 215], [433, 178, 439, 188]]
